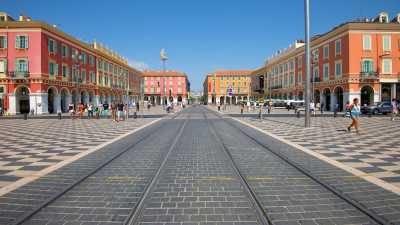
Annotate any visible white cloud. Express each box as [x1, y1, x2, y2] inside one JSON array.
[[128, 59, 150, 71]]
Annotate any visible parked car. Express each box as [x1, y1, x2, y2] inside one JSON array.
[[361, 102, 392, 115]]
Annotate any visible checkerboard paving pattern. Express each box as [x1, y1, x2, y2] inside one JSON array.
[[0, 118, 156, 190], [240, 116, 400, 189]]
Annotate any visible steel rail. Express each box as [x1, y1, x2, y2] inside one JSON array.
[[208, 107, 391, 225], [13, 109, 185, 225], [124, 111, 190, 225], [202, 109, 273, 225]]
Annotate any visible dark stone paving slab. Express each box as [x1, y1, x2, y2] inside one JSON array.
[[228, 117, 400, 225]]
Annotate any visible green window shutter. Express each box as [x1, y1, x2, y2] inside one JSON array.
[[4, 36, 7, 49], [48, 39, 51, 52], [55, 64, 58, 76], [15, 36, 20, 48], [25, 36, 28, 49]]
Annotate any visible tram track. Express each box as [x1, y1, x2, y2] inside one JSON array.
[[203, 109, 273, 225], [12, 110, 186, 225], [205, 107, 391, 225]]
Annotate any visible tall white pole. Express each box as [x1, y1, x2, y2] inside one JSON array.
[[304, 0, 311, 127]]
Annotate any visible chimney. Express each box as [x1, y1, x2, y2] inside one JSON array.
[[392, 13, 400, 23], [374, 12, 389, 23]]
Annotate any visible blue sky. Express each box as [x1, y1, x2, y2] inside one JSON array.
[[3, 0, 400, 90]]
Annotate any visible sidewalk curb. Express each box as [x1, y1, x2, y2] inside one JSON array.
[[232, 117, 400, 196]]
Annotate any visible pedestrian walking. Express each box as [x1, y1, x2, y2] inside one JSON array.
[[111, 103, 117, 121], [136, 102, 140, 112], [124, 104, 129, 120], [347, 98, 361, 134], [316, 102, 320, 113], [334, 103, 339, 117], [391, 98, 399, 121], [320, 102, 324, 114], [310, 101, 316, 116], [95, 106, 100, 119], [78, 103, 84, 119], [88, 103, 93, 119], [117, 102, 124, 121]]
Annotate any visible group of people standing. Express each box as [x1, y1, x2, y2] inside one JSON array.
[[69, 102, 140, 122]]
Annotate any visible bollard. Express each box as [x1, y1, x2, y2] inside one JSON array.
[[218, 106, 220, 111], [297, 111, 300, 118], [58, 112, 62, 120], [23, 113, 28, 120], [133, 111, 137, 119], [240, 108, 243, 114]]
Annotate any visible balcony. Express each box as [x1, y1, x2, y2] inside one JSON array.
[[311, 77, 321, 82], [361, 71, 378, 79], [7, 71, 30, 79]]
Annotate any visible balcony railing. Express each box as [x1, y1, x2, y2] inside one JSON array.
[[7, 71, 29, 79], [311, 77, 321, 82], [361, 71, 377, 78]]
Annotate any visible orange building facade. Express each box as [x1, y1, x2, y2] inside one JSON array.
[[254, 12, 400, 111], [203, 70, 252, 104]]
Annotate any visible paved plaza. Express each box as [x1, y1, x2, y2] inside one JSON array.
[[0, 106, 399, 225]]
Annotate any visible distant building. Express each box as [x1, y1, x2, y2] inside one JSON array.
[[0, 12, 141, 114], [141, 70, 189, 105], [203, 70, 252, 104], [251, 12, 400, 111]]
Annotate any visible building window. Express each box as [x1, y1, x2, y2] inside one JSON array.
[[90, 71, 95, 83], [335, 39, 341, 56], [382, 35, 391, 51], [72, 48, 78, 61], [323, 45, 329, 59], [0, 59, 7, 73], [15, 35, 28, 49], [290, 61, 294, 71], [297, 57, 303, 68], [361, 59, 374, 73], [0, 36, 7, 49], [323, 63, 329, 80], [313, 67, 319, 82], [61, 44, 68, 58], [335, 61, 342, 78], [81, 52, 87, 64], [312, 49, 319, 63], [15, 58, 28, 72], [48, 61, 58, 76], [382, 58, 392, 74], [48, 38, 56, 53], [363, 35, 372, 50], [297, 70, 303, 84], [81, 70, 86, 83], [89, 55, 95, 66], [62, 64, 68, 78]]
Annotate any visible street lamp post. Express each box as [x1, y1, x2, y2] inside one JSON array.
[[304, 0, 311, 128]]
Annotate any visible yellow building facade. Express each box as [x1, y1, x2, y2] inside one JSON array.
[[203, 70, 252, 104]]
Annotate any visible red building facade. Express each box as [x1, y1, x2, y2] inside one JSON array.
[[0, 13, 141, 114], [141, 71, 189, 105]]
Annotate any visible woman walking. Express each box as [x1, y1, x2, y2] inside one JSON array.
[[347, 98, 361, 134]]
